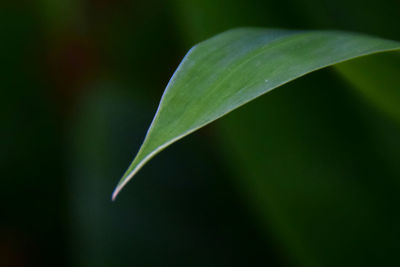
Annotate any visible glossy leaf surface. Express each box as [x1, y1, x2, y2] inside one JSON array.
[[113, 28, 400, 199]]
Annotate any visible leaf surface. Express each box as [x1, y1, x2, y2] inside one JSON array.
[[113, 28, 400, 199]]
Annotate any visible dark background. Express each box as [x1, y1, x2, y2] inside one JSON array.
[[2, 0, 400, 266]]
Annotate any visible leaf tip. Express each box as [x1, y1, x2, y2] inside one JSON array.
[[111, 186, 121, 201], [111, 174, 131, 201], [111, 163, 139, 201]]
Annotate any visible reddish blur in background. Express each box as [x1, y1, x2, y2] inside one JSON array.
[[2, 0, 400, 266]]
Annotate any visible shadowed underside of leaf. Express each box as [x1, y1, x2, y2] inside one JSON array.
[[112, 28, 400, 200]]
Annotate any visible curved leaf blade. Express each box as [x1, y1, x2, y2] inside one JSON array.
[[112, 28, 400, 200]]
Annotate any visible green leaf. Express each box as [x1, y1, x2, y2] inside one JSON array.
[[112, 28, 400, 200]]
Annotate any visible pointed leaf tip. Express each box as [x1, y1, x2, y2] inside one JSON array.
[[111, 28, 400, 199]]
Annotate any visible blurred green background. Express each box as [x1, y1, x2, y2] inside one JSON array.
[[2, 0, 400, 266]]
